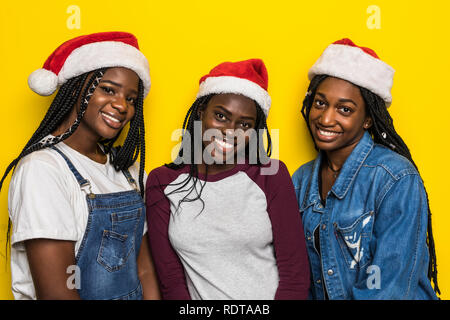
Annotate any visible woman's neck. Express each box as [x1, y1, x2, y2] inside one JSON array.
[[52, 125, 105, 163], [323, 139, 359, 171]]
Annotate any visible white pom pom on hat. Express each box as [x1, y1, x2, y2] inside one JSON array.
[[27, 31, 151, 97], [28, 68, 59, 96]]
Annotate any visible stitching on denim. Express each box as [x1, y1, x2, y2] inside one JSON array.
[[112, 282, 142, 300], [335, 141, 373, 200], [404, 178, 422, 299], [75, 204, 94, 263], [97, 208, 143, 272], [319, 202, 347, 299]]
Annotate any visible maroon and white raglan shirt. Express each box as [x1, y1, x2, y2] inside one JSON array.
[[146, 159, 310, 300]]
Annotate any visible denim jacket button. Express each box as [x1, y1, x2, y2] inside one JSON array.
[[327, 269, 334, 276], [322, 224, 326, 230], [316, 279, 321, 284]]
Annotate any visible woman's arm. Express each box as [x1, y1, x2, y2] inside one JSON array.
[[351, 173, 435, 299], [137, 233, 161, 299], [146, 169, 191, 300], [25, 239, 81, 300]]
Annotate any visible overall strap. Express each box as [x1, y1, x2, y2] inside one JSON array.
[[50, 145, 93, 194]]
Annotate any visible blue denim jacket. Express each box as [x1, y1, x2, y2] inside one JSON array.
[[292, 131, 437, 300]]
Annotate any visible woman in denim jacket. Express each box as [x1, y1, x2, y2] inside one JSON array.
[[292, 38, 439, 299]]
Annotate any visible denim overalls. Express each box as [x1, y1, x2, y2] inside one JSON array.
[[51, 146, 145, 300]]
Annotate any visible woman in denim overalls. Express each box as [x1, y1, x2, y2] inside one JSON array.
[[2, 32, 160, 300], [292, 38, 440, 299]]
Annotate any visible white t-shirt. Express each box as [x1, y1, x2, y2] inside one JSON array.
[[8, 140, 147, 300]]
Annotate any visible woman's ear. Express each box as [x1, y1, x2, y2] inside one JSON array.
[[197, 103, 207, 120], [364, 117, 373, 129]]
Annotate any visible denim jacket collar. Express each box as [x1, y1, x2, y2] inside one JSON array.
[[301, 131, 374, 211]]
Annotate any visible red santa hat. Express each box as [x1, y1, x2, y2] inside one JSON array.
[[28, 31, 151, 97], [197, 59, 271, 116], [308, 38, 395, 106]]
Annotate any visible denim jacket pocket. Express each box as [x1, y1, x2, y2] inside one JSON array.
[[97, 208, 142, 272], [334, 211, 374, 270]]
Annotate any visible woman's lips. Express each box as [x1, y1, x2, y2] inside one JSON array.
[[213, 138, 234, 153], [101, 111, 122, 129], [315, 126, 343, 142]]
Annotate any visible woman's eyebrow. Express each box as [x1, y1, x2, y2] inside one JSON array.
[[213, 105, 256, 121], [213, 105, 232, 115], [316, 92, 327, 99], [99, 79, 138, 95], [100, 79, 122, 87], [338, 98, 357, 107], [316, 92, 357, 106]]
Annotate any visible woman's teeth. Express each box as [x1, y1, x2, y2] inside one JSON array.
[[102, 112, 120, 123], [319, 129, 341, 136], [214, 138, 233, 149]]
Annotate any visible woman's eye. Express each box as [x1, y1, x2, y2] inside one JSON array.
[[241, 122, 251, 129], [339, 106, 352, 114], [101, 86, 114, 94], [127, 97, 137, 105], [314, 99, 326, 108], [215, 112, 226, 120]]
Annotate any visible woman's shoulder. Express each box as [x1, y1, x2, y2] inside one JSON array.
[[8, 148, 76, 205], [292, 159, 315, 180], [147, 163, 189, 187], [14, 147, 68, 176], [367, 143, 419, 180], [244, 159, 298, 194], [246, 158, 289, 178]]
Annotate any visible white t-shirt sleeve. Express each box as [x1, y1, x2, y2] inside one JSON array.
[[8, 156, 80, 247]]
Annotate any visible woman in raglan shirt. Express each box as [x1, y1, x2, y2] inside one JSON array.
[[292, 38, 440, 299], [146, 59, 310, 300], [1, 32, 160, 300]]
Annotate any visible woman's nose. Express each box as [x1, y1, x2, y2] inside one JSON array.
[[319, 107, 336, 126], [111, 96, 127, 113]]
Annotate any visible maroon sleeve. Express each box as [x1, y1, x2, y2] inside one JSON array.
[[146, 166, 191, 300], [258, 160, 310, 300]]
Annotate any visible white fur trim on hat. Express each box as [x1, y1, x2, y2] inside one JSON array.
[[28, 68, 59, 96], [58, 41, 151, 97], [197, 76, 271, 116], [308, 44, 395, 106]]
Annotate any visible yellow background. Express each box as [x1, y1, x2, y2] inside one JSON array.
[[1, 0, 449, 299]]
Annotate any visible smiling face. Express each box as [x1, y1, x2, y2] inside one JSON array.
[[199, 93, 257, 163], [308, 77, 372, 153], [78, 67, 140, 140]]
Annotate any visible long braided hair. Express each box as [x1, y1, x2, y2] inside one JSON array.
[[301, 74, 440, 295], [163, 94, 272, 212], [1, 67, 146, 257]]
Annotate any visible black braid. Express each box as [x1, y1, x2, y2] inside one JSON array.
[[107, 80, 146, 197], [301, 74, 440, 295], [360, 87, 440, 296], [162, 94, 272, 214]]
